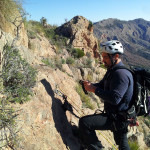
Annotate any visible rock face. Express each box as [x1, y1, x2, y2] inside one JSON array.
[[15, 66, 116, 150], [0, 24, 114, 150], [0, 13, 28, 48], [0, 29, 115, 150], [56, 16, 100, 58], [16, 67, 82, 150]]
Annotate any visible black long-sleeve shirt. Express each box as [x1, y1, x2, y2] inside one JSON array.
[[94, 61, 134, 113]]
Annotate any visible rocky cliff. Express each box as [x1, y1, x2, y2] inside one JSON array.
[[0, 15, 150, 150], [56, 16, 100, 58]]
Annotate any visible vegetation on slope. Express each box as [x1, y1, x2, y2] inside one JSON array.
[[0, 1, 37, 149], [0, 0, 24, 30]]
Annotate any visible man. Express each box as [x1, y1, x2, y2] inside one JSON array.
[[78, 40, 133, 150]]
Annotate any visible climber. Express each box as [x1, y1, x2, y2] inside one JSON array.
[[78, 40, 134, 150]]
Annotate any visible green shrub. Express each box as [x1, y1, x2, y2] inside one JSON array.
[[0, 0, 24, 22], [86, 58, 93, 68], [41, 57, 66, 70], [40, 17, 47, 27], [86, 52, 92, 58], [71, 48, 85, 58], [88, 20, 93, 30], [27, 30, 37, 39], [44, 27, 56, 40], [61, 59, 66, 64], [41, 58, 55, 67], [66, 57, 75, 65], [82, 58, 93, 68], [52, 35, 68, 50], [54, 57, 64, 69], [0, 98, 15, 126], [128, 140, 139, 150], [25, 20, 45, 38], [95, 58, 100, 65], [29, 21, 44, 34], [2, 45, 37, 103], [0, 97, 20, 149]]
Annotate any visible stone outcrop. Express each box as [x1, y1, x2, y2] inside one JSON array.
[[15, 67, 82, 150], [14, 65, 116, 150], [56, 16, 100, 58], [0, 12, 28, 48]]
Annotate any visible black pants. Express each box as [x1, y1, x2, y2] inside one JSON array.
[[79, 113, 130, 150]]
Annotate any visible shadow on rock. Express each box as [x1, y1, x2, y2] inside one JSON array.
[[41, 79, 80, 150]]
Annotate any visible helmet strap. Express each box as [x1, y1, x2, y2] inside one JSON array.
[[108, 54, 117, 67]]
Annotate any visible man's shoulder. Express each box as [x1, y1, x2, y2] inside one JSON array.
[[112, 66, 133, 80]]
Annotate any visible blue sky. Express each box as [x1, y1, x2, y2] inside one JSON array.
[[23, 0, 150, 26]]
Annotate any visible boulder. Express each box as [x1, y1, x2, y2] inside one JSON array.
[[56, 16, 100, 58]]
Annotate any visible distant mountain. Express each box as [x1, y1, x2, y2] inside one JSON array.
[[93, 18, 150, 70]]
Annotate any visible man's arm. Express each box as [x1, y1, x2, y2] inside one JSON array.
[[84, 70, 130, 105], [95, 70, 129, 105], [92, 78, 104, 89]]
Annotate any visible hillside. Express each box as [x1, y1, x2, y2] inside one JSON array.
[[0, 15, 115, 150], [93, 18, 150, 70], [0, 13, 150, 150]]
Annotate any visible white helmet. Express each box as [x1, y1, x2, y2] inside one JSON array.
[[101, 40, 124, 54]]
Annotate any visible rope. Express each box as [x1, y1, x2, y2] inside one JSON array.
[[97, 131, 118, 150], [54, 85, 118, 150], [54, 87, 82, 116]]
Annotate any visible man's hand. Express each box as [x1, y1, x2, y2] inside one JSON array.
[[83, 81, 96, 93]]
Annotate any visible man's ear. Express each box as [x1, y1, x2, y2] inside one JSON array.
[[114, 54, 119, 59]]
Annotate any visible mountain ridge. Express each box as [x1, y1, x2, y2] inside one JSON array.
[[93, 18, 150, 70]]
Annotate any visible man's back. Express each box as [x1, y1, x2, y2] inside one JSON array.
[[95, 62, 134, 113]]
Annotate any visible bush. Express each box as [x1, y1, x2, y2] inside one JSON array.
[[82, 58, 93, 68], [25, 20, 45, 38], [0, 44, 32, 149], [88, 20, 93, 31], [0, 0, 24, 21], [27, 30, 37, 39], [66, 57, 75, 65], [86, 58, 93, 68], [41, 57, 66, 70], [0, 97, 20, 149], [40, 17, 47, 27], [86, 52, 92, 58], [25, 20, 68, 50], [128, 140, 139, 150], [44, 27, 56, 40], [2, 45, 37, 103], [41, 58, 55, 67], [71, 48, 85, 58]]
